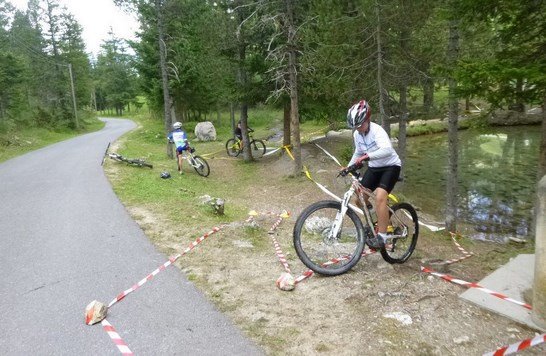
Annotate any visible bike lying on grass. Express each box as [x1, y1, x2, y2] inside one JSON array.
[[292, 164, 419, 276], [102, 143, 153, 168], [225, 128, 266, 158]]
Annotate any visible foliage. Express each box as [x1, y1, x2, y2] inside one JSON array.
[[0, 116, 104, 163], [1, 0, 94, 130], [455, 0, 546, 110], [93, 30, 138, 115]]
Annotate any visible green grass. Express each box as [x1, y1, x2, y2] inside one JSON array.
[[106, 111, 277, 227], [0, 117, 105, 163], [391, 117, 473, 137]]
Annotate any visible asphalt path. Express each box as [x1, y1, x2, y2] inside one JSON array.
[[0, 118, 262, 355]]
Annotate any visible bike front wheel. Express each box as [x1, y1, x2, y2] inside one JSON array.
[[380, 202, 419, 264], [250, 139, 266, 158], [293, 200, 365, 276], [192, 155, 210, 177], [225, 139, 240, 157]]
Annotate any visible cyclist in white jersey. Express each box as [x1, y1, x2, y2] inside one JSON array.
[[345, 100, 401, 249], [167, 121, 189, 174]]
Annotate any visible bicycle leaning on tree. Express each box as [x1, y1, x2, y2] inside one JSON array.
[[292, 163, 419, 276], [225, 128, 266, 158]]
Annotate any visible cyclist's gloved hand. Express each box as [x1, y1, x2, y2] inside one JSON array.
[[338, 162, 364, 177], [338, 167, 350, 177]]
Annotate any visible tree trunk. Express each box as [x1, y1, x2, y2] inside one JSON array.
[[283, 101, 291, 147], [532, 175, 546, 328], [445, 17, 460, 232], [423, 72, 434, 114], [235, 3, 252, 162], [285, 0, 302, 175], [230, 103, 236, 139], [398, 85, 408, 180], [156, 0, 174, 159], [240, 103, 251, 161], [397, 27, 410, 179], [539, 96, 546, 179], [375, 0, 389, 135], [530, 96, 546, 240]]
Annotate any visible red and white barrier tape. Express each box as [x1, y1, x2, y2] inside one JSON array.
[[444, 232, 474, 265], [443, 254, 474, 265], [108, 225, 226, 308], [449, 232, 472, 257], [101, 319, 133, 355], [249, 210, 292, 274], [268, 230, 292, 274], [420, 266, 532, 310], [268, 216, 284, 234], [295, 249, 377, 284], [268, 210, 289, 234], [484, 333, 546, 356]]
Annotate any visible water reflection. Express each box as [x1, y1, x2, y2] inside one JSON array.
[[398, 126, 540, 242]]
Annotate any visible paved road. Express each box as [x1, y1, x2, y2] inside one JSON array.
[[0, 118, 262, 355]]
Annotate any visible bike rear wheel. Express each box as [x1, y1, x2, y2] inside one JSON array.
[[380, 202, 419, 264], [293, 200, 365, 276], [192, 155, 210, 177], [250, 139, 266, 158], [225, 139, 240, 157], [128, 159, 153, 169], [101, 142, 111, 166]]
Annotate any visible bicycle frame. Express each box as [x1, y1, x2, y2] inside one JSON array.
[[342, 174, 408, 240], [328, 185, 355, 242], [182, 151, 199, 167], [233, 132, 256, 152]]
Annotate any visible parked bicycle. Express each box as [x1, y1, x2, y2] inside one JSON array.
[[292, 164, 418, 276], [225, 128, 266, 158]]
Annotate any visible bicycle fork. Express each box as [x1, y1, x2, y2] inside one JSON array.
[[327, 187, 355, 242]]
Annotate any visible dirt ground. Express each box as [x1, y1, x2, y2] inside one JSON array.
[[111, 135, 544, 355]]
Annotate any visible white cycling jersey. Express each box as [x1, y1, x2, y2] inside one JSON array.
[[168, 129, 188, 150], [348, 122, 401, 168]]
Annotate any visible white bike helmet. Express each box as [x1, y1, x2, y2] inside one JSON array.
[[347, 100, 371, 129], [173, 121, 182, 129]]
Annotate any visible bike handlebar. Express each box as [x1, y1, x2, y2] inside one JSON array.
[[338, 162, 363, 177]]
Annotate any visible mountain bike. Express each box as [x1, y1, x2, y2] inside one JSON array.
[[102, 143, 153, 169], [180, 147, 210, 177], [225, 129, 266, 158], [107, 153, 153, 168], [292, 164, 418, 276]]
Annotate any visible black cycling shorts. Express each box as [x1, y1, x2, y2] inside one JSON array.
[[359, 165, 401, 193]]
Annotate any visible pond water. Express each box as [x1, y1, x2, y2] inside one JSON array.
[[397, 125, 541, 242]]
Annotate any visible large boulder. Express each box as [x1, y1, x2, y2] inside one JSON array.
[[489, 109, 542, 126], [194, 121, 217, 141]]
